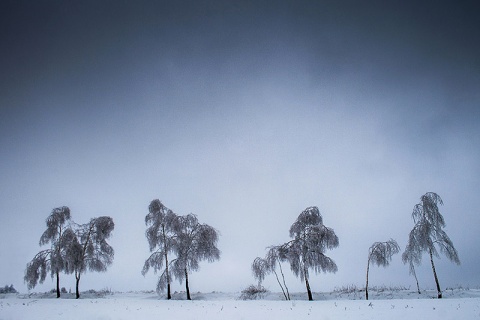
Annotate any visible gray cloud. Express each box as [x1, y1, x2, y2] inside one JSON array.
[[1, 1, 479, 293]]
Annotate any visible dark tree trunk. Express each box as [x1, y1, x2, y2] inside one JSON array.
[[167, 283, 171, 300], [301, 235, 313, 301], [75, 273, 81, 299], [185, 269, 191, 300], [305, 277, 313, 301], [429, 249, 442, 298], [303, 263, 313, 301], [56, 270, 60, 298], [162, 225, 171, 300], [164, 253, 171, 300], [365, 259, 370, 300]]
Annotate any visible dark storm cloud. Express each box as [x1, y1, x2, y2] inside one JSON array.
[[2, 1, 479, 100]]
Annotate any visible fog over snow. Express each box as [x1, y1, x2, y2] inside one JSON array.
[[1, 1, 479, 295]]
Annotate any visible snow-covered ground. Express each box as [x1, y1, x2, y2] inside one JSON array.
[[1, 288, 480, 320]]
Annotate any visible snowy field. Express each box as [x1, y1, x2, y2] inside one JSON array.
[[1, 289, 480, 320]]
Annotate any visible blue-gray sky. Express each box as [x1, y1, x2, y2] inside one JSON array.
[[1, 1, 479, 294]]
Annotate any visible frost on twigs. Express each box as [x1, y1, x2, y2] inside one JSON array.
[[365, 239, 400, 300], [24, 206, 73, 298], [402, 192, 460, 299], [170, 213, 221, 300], [142, 200, 177, 299], [142, 200, 221, 301], [251, 246, 291, 300], [280, 206, 339, 301], [68, 216, 115, 299]]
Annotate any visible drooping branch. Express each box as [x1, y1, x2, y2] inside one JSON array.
[[403, 192, 459, 299]]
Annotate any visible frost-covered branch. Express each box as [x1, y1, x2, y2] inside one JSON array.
[[403, 192, 459, 299]]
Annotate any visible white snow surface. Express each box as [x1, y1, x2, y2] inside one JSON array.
[[1, 289, 480, 320]]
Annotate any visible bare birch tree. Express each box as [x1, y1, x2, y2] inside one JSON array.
[[142, 200, 177, 299], [365, 239, 400, 300], [401, 248, 421, 294], [403, 192, 460, 299], [171, 213, 220, 300], [252, 245, 290, 300], [24, 206, 73, 298], [67, 216, 115, 299], [280, 206, 339, 301]]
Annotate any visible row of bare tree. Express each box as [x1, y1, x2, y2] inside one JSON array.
[[252, 192, 460, 301], [25, 192, 458, 301], [24, 200, 220, 301]]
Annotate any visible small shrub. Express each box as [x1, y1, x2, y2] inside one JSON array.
[[239, 285, 269, 300], [0, 285, 18, 294], [61, 287, 67, 294]]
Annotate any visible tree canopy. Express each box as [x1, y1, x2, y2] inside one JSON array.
[[67, 216, 115, 299], [171, 213, 220, 300], [142, 200, 178, 298], [280, 206, 339, 301], [365, 239, 400, 300], [24, 206, 73, 298]]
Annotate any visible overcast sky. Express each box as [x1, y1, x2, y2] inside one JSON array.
[[1, 1, 479, 295]]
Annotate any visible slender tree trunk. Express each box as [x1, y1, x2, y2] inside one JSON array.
[[305, 277, 313, 301], [77, 225, 93, 300], [185, 269, 191, 300], [162, 225, 171, 300], [75, 273, 81, 299], [278, 261, 290, 300], [429, 248, 442, 298], [414, 274, 421, 294], [365, 259, 370, 300], [412, 264, 421, 294], [164, 252, 171, 300], [303, 263, 313, 301], [273, 270, 288, 300], [56, 226, 62, 299], [56, 270, 60, 298]]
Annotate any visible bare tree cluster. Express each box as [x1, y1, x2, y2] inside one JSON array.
[[142, 200, 221, 300], [252, 206, 339, 301], [362, 192, 459, 300], [249, 193, 459, 301], [24, 207, 115, 299], [24, 192, 459, 301]]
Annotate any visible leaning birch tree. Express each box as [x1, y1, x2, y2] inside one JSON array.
[[402, 248, 422, 294], [252, 245, 290, 300], [365, 239, 400, 300], [403, 192, 460, 299]]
